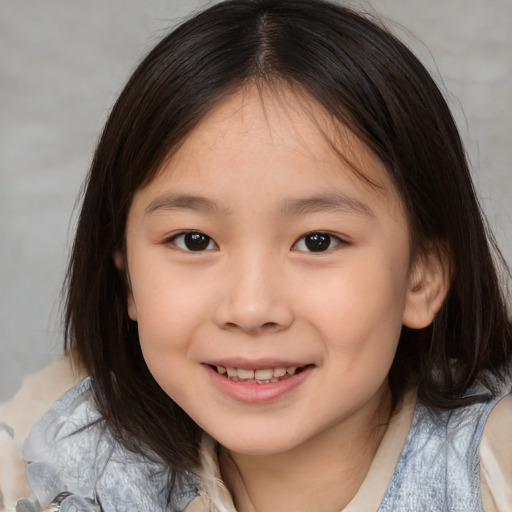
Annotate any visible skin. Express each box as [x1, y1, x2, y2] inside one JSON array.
[[117, 86, 448, 512]]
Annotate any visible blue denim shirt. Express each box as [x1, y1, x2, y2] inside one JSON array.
[[17, 375, 511, 512]]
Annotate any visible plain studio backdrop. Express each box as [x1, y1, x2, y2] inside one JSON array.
[[1, 0, 511, 402]]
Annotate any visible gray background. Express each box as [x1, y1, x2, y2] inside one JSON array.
[[1, 1, 511, 401]]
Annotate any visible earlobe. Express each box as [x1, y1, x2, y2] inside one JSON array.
[[402, 249, 450, 329], [112, 250, 138, 321], [113, 250, 125, 271]]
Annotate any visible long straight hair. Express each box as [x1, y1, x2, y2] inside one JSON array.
[[65, 0, 511, 484]]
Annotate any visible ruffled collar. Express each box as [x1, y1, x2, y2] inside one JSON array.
[[17, 377, 417, 512], [18, 378, 198, 512]]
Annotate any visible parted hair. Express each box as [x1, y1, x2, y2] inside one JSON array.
[[65, 0, 511, 482]]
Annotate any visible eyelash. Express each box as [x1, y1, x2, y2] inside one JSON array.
[[166, 230, 346, 253], [167, 231, 218, 252], [292, 232, 345, 253]]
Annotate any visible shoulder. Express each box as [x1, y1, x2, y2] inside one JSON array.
[[0, 357, 79, 512], [379, 379, 511, 512], [18, 378, 198, 512], [480, 392, 512, 512]]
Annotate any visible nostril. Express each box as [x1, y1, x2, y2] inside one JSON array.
[[223, 321, 280, 332]]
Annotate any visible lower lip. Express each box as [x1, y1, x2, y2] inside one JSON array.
[[204, 365, 313, 403]]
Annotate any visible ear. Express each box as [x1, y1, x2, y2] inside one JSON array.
[[113, 250, 138, 321], [402, 247, 450, 329]]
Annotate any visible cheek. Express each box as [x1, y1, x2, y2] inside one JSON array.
[[308, 263, 407, 332], [301, 256, 408, 370], [133, 283, 203, 403], [136, 292, 201, 346], [130, 263, 211, 356]]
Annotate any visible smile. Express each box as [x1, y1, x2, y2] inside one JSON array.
[[206, 363, 313, 403], [213, 365, 304, 384]]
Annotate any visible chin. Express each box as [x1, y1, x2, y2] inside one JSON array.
[[214, 429, 305, 456]]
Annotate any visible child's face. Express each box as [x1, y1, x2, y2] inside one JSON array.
[[120, 86, 428, 456]]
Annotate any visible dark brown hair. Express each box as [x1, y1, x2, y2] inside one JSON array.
[[65, 0, 511, 485]]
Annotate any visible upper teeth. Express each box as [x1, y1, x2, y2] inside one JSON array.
[[216, 366, 298, 381]]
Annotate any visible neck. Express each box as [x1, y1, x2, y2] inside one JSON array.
[[219, 383, 392, 512]]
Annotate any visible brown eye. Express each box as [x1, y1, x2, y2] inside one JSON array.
[[184, 232, 210, 250], [171, 231, 217, 251], [293, 232, 343, 252], [305, 232, 331, 252]]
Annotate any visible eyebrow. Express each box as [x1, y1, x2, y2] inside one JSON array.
[[281, 193, 375, 218], [145, 194, 228, 215], [145, 192, 375, 218]]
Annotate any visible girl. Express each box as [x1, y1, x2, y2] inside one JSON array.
[[12, 0, 512, 510]]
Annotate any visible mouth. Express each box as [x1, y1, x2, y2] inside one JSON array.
[[210, 364, 310, 384]]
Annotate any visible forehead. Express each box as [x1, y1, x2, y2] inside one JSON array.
[[140, 85, 402, 217]]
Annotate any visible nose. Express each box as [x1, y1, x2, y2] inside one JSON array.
[[213, 249, 294, 335]]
